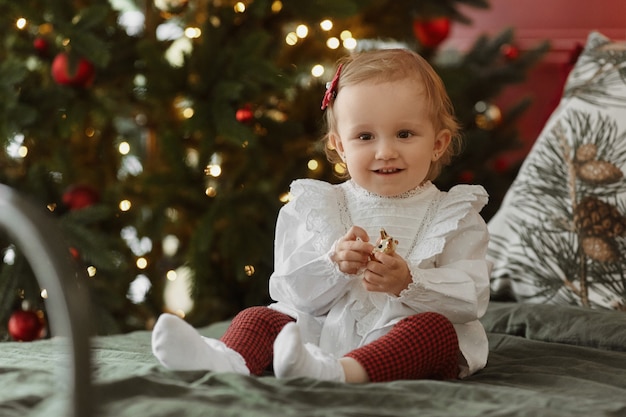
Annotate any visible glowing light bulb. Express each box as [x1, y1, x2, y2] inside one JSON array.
[[182, 107, 194, 118], [184, 27, 201, 38], [204, 153, 222, 177], [320, 19, 333, 31], [16, 18, 27, 30], [307, 159, 320, 171], [343, 37, 357, 50], [285, 32, 298, 45], [234, 2, 245, 12], [326, 37, 340, 49], [206, 165, 221, 177], [296, 24, 308, 38], [136, 257, 148, 269], [334, 163, 347, 175], [118, 141, 131, 155], [87, 266, 97, 277], [311, 64, 324, 77], [119, 200, 132, 211], [166, 270, 177, 281]]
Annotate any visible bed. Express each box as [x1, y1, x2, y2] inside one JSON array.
[[1, 185, 626, 417], [0, 300, 625, 417]]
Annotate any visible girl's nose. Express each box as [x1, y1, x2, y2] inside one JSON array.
[[375, 139, 398, 160]]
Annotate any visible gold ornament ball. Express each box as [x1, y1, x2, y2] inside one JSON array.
[[474, 101, 502, 130]]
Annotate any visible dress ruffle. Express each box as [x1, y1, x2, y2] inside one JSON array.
[[413, 184, 488, 263], [290, 179, 345, 254]]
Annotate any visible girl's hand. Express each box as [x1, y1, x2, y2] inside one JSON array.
[[331, 226, 374, 275], [363, 252, 412, 296]]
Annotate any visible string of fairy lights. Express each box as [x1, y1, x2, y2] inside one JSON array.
[[5, 1, 362, 319]]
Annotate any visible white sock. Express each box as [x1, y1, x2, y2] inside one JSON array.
[[273, 322, 345, 382], [151, 313, 249, 374]]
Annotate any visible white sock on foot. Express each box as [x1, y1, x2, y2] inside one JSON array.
[[273, 322, 345, 382], [151, 313, 249, 374]]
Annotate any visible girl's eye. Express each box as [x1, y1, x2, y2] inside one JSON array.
[[358, 133, 374, 140], [397, 130, 413, 139]]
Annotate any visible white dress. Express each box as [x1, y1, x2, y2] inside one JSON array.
[[269, 179, 490, 377]]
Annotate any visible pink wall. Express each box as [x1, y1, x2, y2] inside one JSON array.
[[443, 0, 626, 158]]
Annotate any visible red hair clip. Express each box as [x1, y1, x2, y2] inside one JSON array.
[[321, 64, 343, 110]]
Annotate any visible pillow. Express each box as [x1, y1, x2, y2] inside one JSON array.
[[482, 302, 626, 352], [487, 32, 626, 311]]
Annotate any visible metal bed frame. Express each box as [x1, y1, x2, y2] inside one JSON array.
[[0, 184, 92, 417]]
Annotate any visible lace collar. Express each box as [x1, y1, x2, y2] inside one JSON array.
[[345, 179, 432, 200]]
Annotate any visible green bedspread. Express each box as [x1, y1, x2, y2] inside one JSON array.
[[1, 302, 626, 417]]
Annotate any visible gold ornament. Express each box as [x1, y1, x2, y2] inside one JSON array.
[[371, 228, 397, 258], [474, 101, 502, 130]]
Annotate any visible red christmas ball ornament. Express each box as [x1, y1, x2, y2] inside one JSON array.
[[412, 17, 451, 48], [62, 184, 100, 210], [33, 37, 49, 55], [8, 309, 46, 342], [235, 105, 254, 124], [51, 52, 95, 88], [501, 44, 520, 61]]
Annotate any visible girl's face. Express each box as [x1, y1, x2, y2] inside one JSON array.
[[329, 78, 451, 197]]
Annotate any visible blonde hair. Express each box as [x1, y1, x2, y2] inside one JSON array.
[[322, 48, 462, 181]]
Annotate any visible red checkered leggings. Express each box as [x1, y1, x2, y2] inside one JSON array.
[[220, 306, 460, 382]]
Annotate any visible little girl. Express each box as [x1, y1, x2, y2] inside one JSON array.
[[152, 48, 490, 383]]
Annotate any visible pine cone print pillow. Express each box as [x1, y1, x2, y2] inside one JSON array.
[[487, 32, 626, 311]]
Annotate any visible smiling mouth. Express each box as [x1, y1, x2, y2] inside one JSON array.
[[375, 168, 402, 174]]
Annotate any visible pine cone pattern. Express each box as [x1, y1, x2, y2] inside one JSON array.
[[577, 161, 624, 184], [574, 144, 624, 185], [575, 143, 598, 163], [580, 236, 619, 263], [574, 196, 626, 262]]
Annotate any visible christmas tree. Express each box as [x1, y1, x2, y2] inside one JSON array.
[[0, 0, 548, 338]]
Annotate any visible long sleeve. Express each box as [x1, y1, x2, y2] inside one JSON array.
[[269, 180, 353, 317], [398, 208, 490, 324]]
